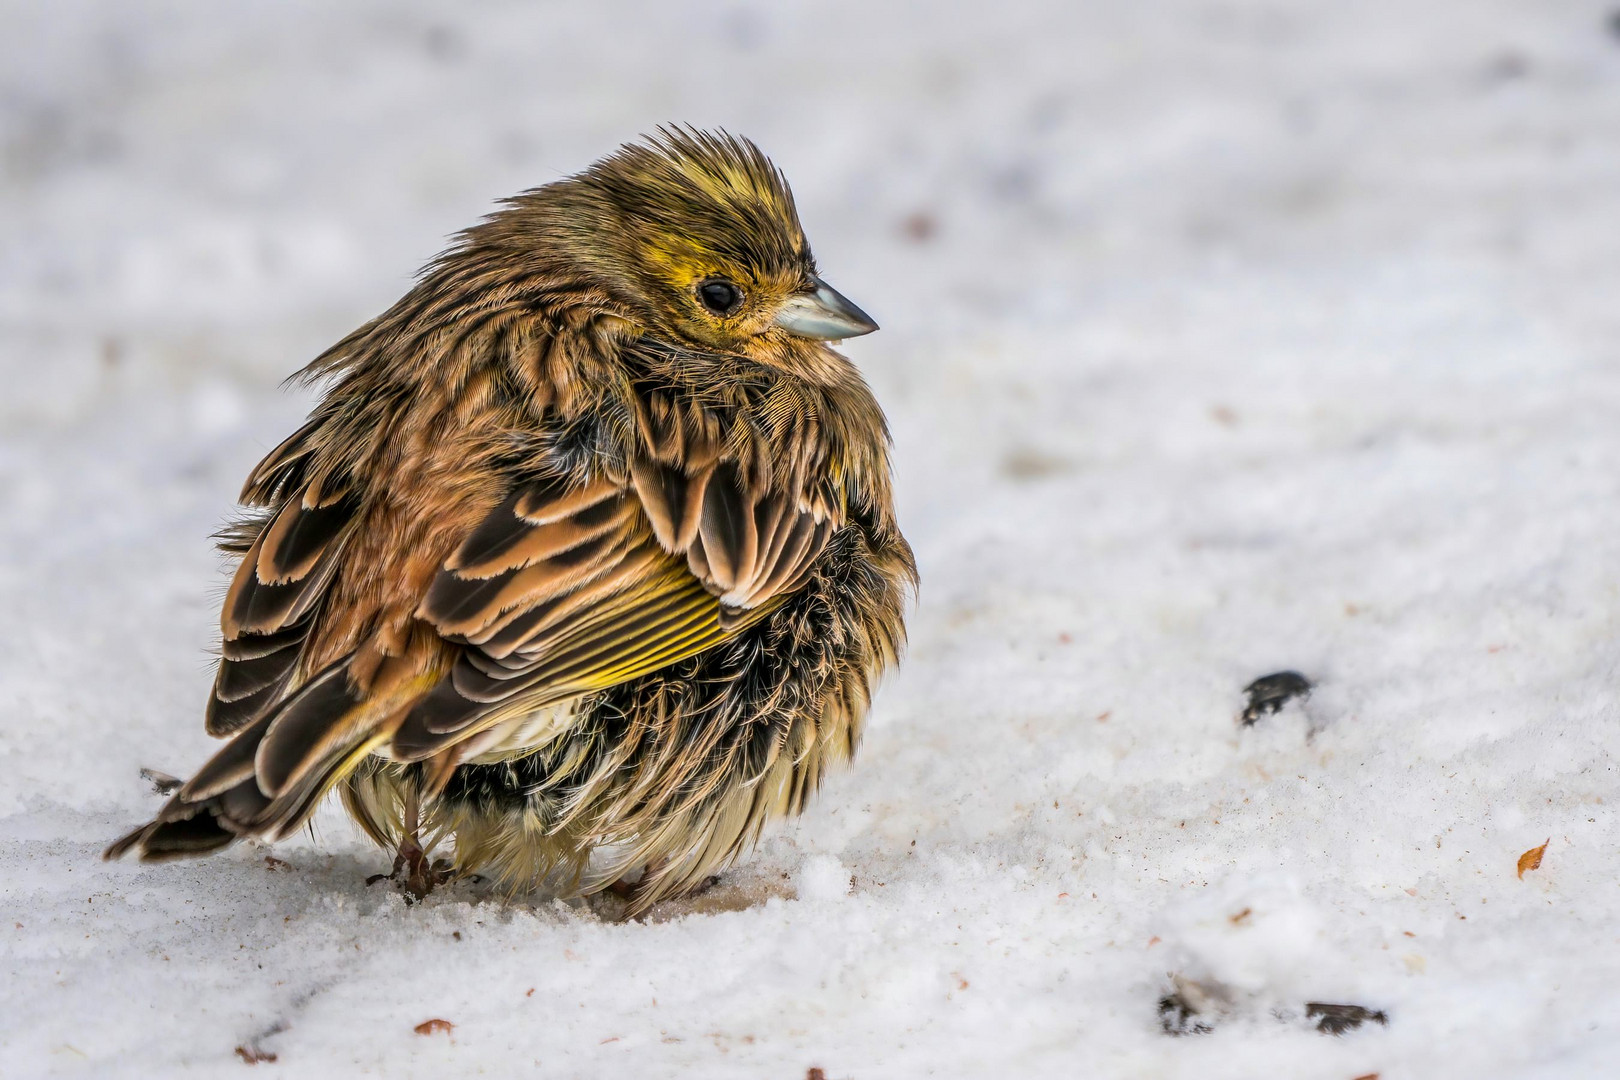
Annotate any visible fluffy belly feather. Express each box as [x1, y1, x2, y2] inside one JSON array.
[[370, 700, 580, 765], [463, 701, 580, 763]]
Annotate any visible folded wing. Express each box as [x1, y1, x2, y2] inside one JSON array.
[[393, 441, 839, 761]]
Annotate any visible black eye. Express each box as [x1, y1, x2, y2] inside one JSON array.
[[697, 279, 743, 316]]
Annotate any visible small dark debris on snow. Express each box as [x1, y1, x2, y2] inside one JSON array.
[[1482, 51, 1529, 81], [1241, 671, 1313, 726], [414, 1018, 455, 1036], [1159, 980, 1386, 1037], [1306, 1001, 1388, 1035], [1157, 990, 1213, 1036], [140, 767, 181, 795], [900, 210, 937, 242], [234, 1045, 277, 1064], [807, 1068, 828, 1080]]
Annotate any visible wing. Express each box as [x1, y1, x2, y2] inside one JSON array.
[[206, 420, 358, 737], [390, 440, 839, 762]]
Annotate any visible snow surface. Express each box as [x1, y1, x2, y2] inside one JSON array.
[[5, 1, 1620, 1076]]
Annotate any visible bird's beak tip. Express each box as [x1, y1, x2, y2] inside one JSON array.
[[773, 277, 879, 341]]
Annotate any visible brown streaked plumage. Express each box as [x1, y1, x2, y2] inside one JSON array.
[[105, 129, 915, 912]]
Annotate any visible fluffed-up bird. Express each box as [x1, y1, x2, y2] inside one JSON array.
[[105, 129, 915, 912]]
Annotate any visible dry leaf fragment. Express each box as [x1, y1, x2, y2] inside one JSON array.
[[1517, 839, 1549, 880], [414, 1019, 454, 1036], [807, 1069, 827, 1080], [1353, 1074, 1380, 1080], [234, 1046, 277, 1064]]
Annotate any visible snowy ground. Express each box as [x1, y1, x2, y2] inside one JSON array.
[[5, 1, 1620, 1076]]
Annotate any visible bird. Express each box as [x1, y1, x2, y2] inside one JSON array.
[[103, 128, 915, 913]]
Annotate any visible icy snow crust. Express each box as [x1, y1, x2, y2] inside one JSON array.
[[5, 1, 1620, 1076]]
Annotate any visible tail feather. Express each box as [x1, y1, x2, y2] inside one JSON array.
[[253, 661, 365, 795], [104, 655, 426, 862], [104, 808, 236, 862], [180, 712, 275, 802]]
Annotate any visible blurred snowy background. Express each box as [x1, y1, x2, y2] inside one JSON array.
[[5, 1, 1620, 1076]]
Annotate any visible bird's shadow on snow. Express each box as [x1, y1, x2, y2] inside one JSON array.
[[85, 809, 796, 926]]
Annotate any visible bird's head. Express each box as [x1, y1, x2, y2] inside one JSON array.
[[502, 129, 877, 359]]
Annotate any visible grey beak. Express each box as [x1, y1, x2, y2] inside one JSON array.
[[772, 276, 879, 341]]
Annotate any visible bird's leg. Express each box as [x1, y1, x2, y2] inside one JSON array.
[[399, 784, 425, 890], [364, 795, 413, 889], [369, 780, 450, 901], [398, 783, 439, 900]]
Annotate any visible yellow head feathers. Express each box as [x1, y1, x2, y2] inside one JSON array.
[[577, 128, 816, 348], [440, 128, 873, 357]]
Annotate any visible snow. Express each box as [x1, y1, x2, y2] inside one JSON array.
[[5, 0, 1620, 1076]]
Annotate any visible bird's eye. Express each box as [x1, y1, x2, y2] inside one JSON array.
[[697, 279, 744, 316]]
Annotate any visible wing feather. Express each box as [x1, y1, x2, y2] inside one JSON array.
[[207, 479, 358, 736], [394, 445, 839, 765]]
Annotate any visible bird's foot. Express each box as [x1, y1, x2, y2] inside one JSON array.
[[606, 856, 667, 903], [685, 873, 724, 899], [606, 860, 722, 905], [365, 838, 453, 901]]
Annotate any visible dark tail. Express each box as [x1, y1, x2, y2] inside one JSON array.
[[104, 658, 398, 862]]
